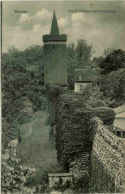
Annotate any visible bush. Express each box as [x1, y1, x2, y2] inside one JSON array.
[[2, 47, 45, 147], [46, 83, 63, 99], [26, 170, 49, 193], [92, 100, 108, 108], [98, 69, 125, 107], [2, 139, 36, 193], [99, 49, 125, 75], [91, 107, 116, 125], [51, 178, 71, 192], [2, 118, 21, 148], [73, 176, 89, 193], [81, 84, 104, 107]]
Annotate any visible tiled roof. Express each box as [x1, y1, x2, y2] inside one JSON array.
[[75, 68, 100, 81], [114, 104, 125, 115]]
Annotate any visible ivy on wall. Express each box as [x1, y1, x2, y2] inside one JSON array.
[[45, 83, 64, 127], [54, 92, 115, 168], [46, 85, 116, 192], [55, 93, 95, 168]]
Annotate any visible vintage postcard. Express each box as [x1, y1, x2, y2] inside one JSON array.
[[1, 1, 125, 193]]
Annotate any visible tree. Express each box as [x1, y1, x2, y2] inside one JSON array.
[[81, 84, 104, 107], [22, 45, 44, 66], [103, 48, 114, 57], [98, 69, 125, 107], [99, 49, 125, 75], [92, 56, 104, 68], [2, 60, 32, 122], [7, 46, 20, 57], [67, 39, 94, 89], [76, 39, 94, 68], [2, 45, 47, 147], [67, 43, 77, 89]]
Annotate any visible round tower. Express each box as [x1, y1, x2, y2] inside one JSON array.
[[43, 11, 67, 86]]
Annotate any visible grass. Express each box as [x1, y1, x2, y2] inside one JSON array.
[[17, 110, 57, 184]]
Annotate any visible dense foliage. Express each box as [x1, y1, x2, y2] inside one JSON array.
[[91, 107, 115, 125], [2, 139, 36, 193], [55, 93, 94, 168], [81, 84, 104, 107], [92, 100, 108, 108], [2, 46, 47, 147], [2, 41, 125, 192], [80, 69, 125, 108], [55, 91, 116, 167], [98, 69, 125, 107], [93, 49, 125, 107], [3, 43, 124, 148], [99, 49, 125, 75], [67, 39, 94, 89], [2, 40, 93, 145]]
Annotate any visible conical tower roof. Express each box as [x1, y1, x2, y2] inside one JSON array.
[[50, 11, 60, 36]]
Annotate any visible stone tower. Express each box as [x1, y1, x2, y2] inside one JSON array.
[[43, 11, 67, 86]]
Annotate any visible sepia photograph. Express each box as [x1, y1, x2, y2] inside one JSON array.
[[1, 0, 125, 193]]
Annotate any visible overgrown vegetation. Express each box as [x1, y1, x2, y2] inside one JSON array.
[[50, 178, 71, 192], [2, 46, 47, 147], [67, 39, 94, 89], [53, 90, 116, 192], [2, 43, 125, 147], [55, 93, 94, 168], [2, 39, 125, 192], [99, 49, 125, 75], [54, 91, 116, 167], [2, 139, 36, 193], [91, 107, 115, 125], [98, 69, 125, 107]]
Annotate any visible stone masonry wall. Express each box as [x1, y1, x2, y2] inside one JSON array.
[[91, 118, 125, 193], [69, 152, 91, 193]]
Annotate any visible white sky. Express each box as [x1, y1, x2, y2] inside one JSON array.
[[2, 1, 125, 57]]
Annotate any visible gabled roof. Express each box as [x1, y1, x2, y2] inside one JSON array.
[[114, 104, 125, 118], [74, 68, 100, 81]]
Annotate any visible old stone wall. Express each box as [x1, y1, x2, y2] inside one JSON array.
[[91, 118, 125, 193], [69, 152, 91, 193]]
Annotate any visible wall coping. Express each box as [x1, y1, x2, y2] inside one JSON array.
[[48, 173, 73, 177]]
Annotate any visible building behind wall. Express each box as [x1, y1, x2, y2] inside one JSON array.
[[43, 11, 67, 86], [74, 68, 100, 93], [113, 104, 125, 138]]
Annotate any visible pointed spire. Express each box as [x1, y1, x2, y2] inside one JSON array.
[[50, 11, 60, 36]]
